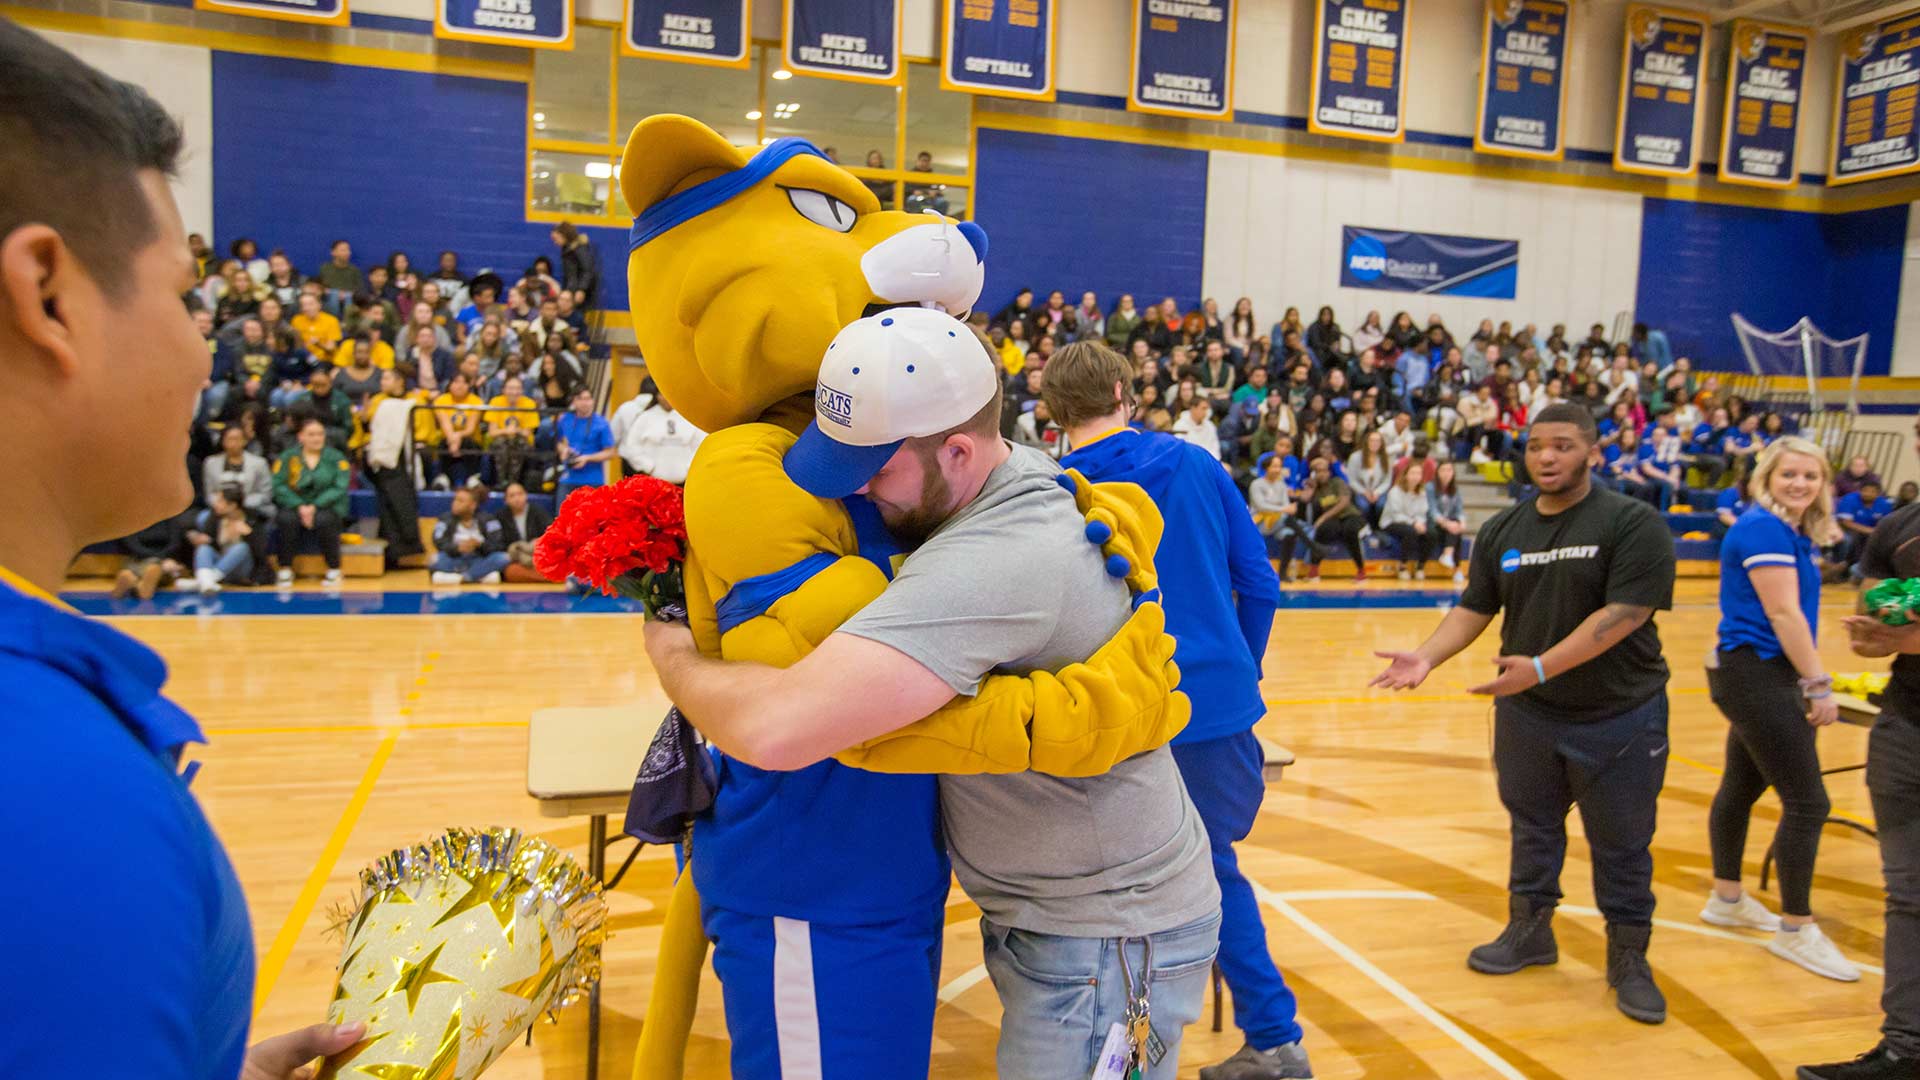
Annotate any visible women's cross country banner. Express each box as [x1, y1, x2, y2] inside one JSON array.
[[1128, 0, 1235, 120], [622, 0, 749, 66], [942, 0, 1055, 100], [1830, 10, 1920, 186], [1475, 0, 1569, 161], [193, 0, 345, 27], [1614, 4, 1708, 178], [1717, 22, 1806, 189], [438, 0, 572, 48], [1340, 227, 1519, 299], [1309, 0, 1409, 142], [785, 0, 903, 84]]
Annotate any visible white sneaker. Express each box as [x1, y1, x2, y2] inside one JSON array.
[[479, 571, 502, 584], [1415, 568, 1427, 580], [430, 571, 463, 586], [322, 569, 344, 587], [1701, 892, 1781, 931], [195, 567, 222, 595], [1397, 568, 1411, 581], [1768, 922, 1862, 982], [1440, 550, 1457, 569], [276, 568, 295, 587]]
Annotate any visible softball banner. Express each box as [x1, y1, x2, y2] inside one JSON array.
[[1475, 0, 1569, 161], [1717, 21, 1806, 188], [622, 0, 748, 66], [1309, 0, 1409, 142], [1614, 4, 1708, 178], [1830, 10, 1920, 186], [1128, 0, 1236, 120], [943, 0, 1055, 100]]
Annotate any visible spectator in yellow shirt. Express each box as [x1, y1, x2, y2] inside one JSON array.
[[292, 292, 341, 360], [332, 330, 393, 371], [484, 374, 540, 488], [432, 371, 484, 489]]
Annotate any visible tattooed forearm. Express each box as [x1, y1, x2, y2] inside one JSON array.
[[1592, 603, 1652, 642]]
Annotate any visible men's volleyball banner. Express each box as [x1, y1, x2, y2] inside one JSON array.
[[1339, 227, 1519, 299], [784, 0, 903, 83], [1831, 11, 1920, 186], [942, 0, 1054, 99], [193, 0, 345, 26], [1309, 0, 1409, 142], [622, 0, 748, 66], [1717, 22, 1806, 188], [438, 0, 572, 48], [1475, 0, 1569, 160], [1614, 5, 1708, 178], [1128, 0, 1235, 119]]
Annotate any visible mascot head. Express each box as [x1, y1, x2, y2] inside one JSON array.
[[619, 115, 989, 433]]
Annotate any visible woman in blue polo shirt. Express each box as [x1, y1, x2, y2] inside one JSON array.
[[1702, 437, 1859, 982]]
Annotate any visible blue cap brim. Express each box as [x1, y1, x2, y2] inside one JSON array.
[[783, 422, 905, 499]]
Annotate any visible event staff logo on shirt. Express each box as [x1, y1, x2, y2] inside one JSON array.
[[1501, 548, 1522, 573], [818, 384, 855, 429], [1345, 234, 1388, 281], [1501, 544, 1600, 573]]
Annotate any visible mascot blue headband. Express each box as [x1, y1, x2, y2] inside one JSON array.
[[627, 137, 831, 252]]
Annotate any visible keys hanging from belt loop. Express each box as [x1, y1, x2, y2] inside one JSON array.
[[1117, 935, 1154, 1079]]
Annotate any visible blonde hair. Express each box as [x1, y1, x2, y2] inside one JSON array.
[[1752, 436, 1840, 545]]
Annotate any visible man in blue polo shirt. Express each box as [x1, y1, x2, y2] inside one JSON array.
[[554, 385, 617, 502]]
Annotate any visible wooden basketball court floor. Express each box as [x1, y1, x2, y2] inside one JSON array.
[[93, 577, 1895, 1079]]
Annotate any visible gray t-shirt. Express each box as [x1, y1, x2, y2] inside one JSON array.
[[838, 444, 1219, 937]]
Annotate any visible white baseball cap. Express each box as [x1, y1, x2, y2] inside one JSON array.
[[784, 307, 1000, 499]]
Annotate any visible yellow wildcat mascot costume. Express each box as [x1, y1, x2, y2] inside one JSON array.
[[620, 115, 1187, 1080]]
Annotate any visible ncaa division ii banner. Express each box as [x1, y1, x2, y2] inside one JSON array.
[[1475, 0, 1569, 161], [943, 0, 1055, 100], [1128, 0, 1235, 120], [785, 0, 903, 84], [1340, 227, 1519, 299], [623, 0, 749, 66], [194, 0, 345, 27], [1614, 4, 1708, 178], [1309, 0, 1409, 142], [437, 0, 572, 49], [1831, 11, 1920, 186], [1717, 22, 1806, 189]]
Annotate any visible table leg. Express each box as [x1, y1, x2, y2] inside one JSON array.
[[587, 813, 606, 1080]]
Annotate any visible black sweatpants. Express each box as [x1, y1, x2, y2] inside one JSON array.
[[1494, 692, 1669, 925], [1383, 523, 1430, 568], [1707, 647, 1831, 917], [276, 507, 343, 569], [367, 465, 424, 563], [1312, 515, 1366, 573], [1870, 709, 1920, 1055]]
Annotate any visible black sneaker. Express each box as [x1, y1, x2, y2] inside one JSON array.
[[1799, 1043, 1920, 1080], [1606, 922, 1666, 1024], [1468, 895, 1558, 975]]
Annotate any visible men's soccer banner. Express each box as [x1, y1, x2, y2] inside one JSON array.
[[438, 0, 572, 49], [1614, 4, 1708, 178], [1128, 0, 1235, 120], [943, 0, 1054, 100], [1717, 22, 1806, 189], [622, 0, 748, 67], [1475, 0, 1569, 161], [193, 0, 346, 27], [1339, 227, 1519, 299], [785, 0, 903, 84], [1830, 10, 1920, 186], [1309, 0, 1409, 142]]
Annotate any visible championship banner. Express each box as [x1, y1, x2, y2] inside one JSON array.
[[1717, 22, 1806, 189], [1127, 0, 1235, 120], [193, 0, 346, 27], [784, 0, 903, 84], [622, 0, 749, 66], [1830, 10, 1920, 186], [1474, 0, 1569, 161], [942, 0, 1056, 100], [1309, 0, 1408, 142], [1340, 226, 1519, 299], [437, 0, 572, 49], [1613, 4, 1708, 178]]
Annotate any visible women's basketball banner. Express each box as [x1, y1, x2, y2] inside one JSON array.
[[193, 0, 345, 27], [943, 0, 1055, 100], [1128, 0, 1235, 120], [784, 0, 903, 84], [1830, 10, 1920, 186], [1474, 0, 1569, 161], [438, 0, 572, 49], [1309, 0, 1409, 142], [1717, 22, 1806, 189], [622, 0, 748, 66], [1614, 4, 1708, 177]]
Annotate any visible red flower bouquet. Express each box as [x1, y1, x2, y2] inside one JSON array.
[[534, 476, 688, 620]]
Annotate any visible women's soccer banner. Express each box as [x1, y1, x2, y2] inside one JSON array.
[[438, 0, 573, 49], [1128, 0, 1235, 120], [1309, 0, 1409, 142], [1717, 22, 1806, 189], [1614, 4, 1708, 178], [1830, 10, 1920, 186], [1475, 0, 1569, 161]]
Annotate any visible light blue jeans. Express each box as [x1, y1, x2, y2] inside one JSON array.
[[431, 551, 511, 582], [193, 541, 253, 582], [981, 910, 1219, 1080]]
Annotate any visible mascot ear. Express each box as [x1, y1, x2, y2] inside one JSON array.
[[619, 114, 752, 218]]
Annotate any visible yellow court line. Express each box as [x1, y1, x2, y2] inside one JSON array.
[[208, 719, 530, 736], [1672, 752, 1877, 829], [251, 731, 398, 1014]]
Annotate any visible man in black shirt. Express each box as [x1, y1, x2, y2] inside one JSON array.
[[1371, 403, 1676, 1025], [1802, 418, 1920, 1080]]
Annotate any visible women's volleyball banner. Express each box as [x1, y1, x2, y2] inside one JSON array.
[[622, 0, 748, 66], [1830, 11, 1920, 186], [1717, 22, 1806, 189], [1128, 0, 1235, 120], [943, 0, 1055, 100], [1474, 0, 1569, 161], [1309, 0, 1409, 142], [438, 0, 572, 49], [784, 0, 903, 84], [1614, 4, 1708, 177]]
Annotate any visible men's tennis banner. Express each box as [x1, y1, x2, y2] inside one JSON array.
[[1717, 22, 1806, 188], [1614, 4, 1708, 178], [622, 0, 748, 66], [1309, 0, 1409, 142], [1128, 0, 1235, 120], [784, 0, 903, 84], [1339, 227, 1519, 299], [943, 0, 1054, 99], [438, 0, 572, 48], [1474, 0, 1569, 161], [1830, 10, 1920, 186], [193, 0, 345, 27]]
